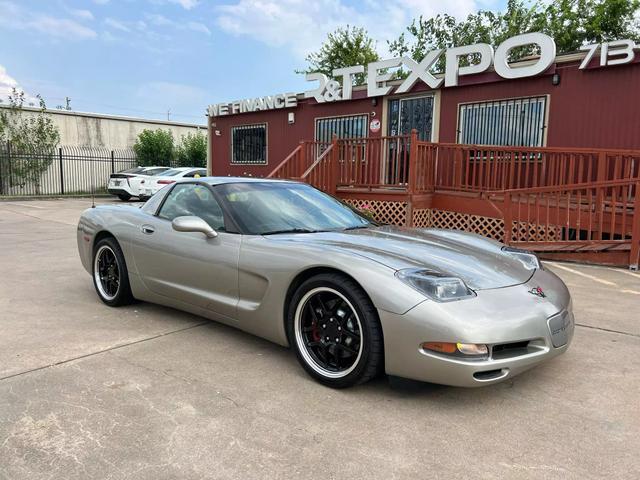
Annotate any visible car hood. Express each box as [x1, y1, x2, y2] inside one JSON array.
[[268, 226, 534, 290]]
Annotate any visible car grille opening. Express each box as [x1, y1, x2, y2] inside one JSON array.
[[491, 341, 530, 360], [473, 369, 505, 381]]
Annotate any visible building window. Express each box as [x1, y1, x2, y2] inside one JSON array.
[[315, 114, 368, 143], [231, 124, 267, 164], [387, 96, 434, 141], [457, 96, 547, 147]]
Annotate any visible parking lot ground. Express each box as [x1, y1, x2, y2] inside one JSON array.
[[0, 198, 639, 480]]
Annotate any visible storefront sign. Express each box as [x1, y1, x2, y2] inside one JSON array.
[[369, 119, 381, 133], [207, 33, 636, 116], [208, 92, 297, 117], [305, 33, 637, 103]]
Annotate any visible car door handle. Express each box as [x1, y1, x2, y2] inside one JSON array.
[[141, 225, 155, 235]]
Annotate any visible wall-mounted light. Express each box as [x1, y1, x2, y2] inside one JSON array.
[[371, 98, 378, 106], [288, 112, 295, 124], [552, 73, 561, 86], [215, 130, 221, 136]]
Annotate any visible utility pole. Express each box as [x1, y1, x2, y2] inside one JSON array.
[[167, 109, 171, 121], [65, 97, 71, 110]]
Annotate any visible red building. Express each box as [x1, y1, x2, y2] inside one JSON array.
[[209, 51, 640, 177], [208, 37, 640, 268]]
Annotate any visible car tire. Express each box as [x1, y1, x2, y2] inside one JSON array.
[[118, 193, 131, 201], [287, 273, 383, 388], [92, 237, 134, 307]]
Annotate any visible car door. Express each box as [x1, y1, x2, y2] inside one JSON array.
[[131, 182, 240, 320]]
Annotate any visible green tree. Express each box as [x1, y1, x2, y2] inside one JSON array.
[[175, 131, 207, 168], [133, 129, 175, 166], [297, 25, 380, 85], [0, 89, 60, 194], [537, 0, 640, 53], [388, 0, 640, 70]]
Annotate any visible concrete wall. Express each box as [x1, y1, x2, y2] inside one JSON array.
[[1, 107, 207, 149]]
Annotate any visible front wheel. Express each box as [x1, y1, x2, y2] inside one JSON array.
[[92, 237, 134, 307], [118, 193, 131, 201], [287, 273, 383, 388]]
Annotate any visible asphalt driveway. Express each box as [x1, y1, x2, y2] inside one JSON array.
[[0, 198, 638, 479]]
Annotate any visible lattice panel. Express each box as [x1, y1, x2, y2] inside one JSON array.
[[412, 208, 431, 228], [345, 199, 408, 226], [467, 214, 505, 241], [428, 210, 505, 241], [512, 221, 560, 242]]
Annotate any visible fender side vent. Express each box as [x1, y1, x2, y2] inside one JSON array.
[[491, 341, 530, 360]]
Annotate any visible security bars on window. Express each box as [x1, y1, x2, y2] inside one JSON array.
[[457, 96, 547, 147], [315, 115, 368, 143], [231, 124, 267, 165]]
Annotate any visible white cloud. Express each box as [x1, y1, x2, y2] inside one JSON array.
[[146, 13, 173, 26], [186, 21, 210, 35], [168, 0, 199, 9], [93, 0, 110, 4], [144, 13, 211, 35], [0, 64, 19, 100], [215, 0, 480, 58], [149, 0, 200, 10], [0, 1, 97, 39], [0, 65, 38, 105], [104, 17, 131, 32], [69, 9, 95, 21]]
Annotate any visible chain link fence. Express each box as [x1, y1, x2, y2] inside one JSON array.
[[0, 143, 173, 197]]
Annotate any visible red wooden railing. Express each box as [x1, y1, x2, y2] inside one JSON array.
[[334, 135, 411, 190], [267, 141, 330, 180], [270, 136, 640, 194], [300, 142, 336, 193], [496, 179, 640, 268], [434, 143, 640, 192]]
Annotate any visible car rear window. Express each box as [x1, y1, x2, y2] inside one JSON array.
[[120, 167, 144, 174]]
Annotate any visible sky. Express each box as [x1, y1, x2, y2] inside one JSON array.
[[0, 0, 504, 124]]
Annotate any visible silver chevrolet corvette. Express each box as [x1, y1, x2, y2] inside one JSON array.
[[77, 177, 574, 388]]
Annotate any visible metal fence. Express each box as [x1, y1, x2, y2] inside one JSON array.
[[0, 144, 146, 196]]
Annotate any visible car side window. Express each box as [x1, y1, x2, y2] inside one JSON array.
[[158, 184, 226, 231]]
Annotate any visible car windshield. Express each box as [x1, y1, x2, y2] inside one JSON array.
[[157, 169, 183, 177], [216, 182, 372, 235]]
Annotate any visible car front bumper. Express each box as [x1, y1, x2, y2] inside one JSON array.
[[380, 268, 574, 387]]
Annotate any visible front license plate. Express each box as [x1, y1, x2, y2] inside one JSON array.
[[114, 180, 121, 186], [548, 311, 571, 348]]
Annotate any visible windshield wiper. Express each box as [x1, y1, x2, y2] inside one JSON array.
[[262, 228, 321, 235], [342, 225, 370, 231]]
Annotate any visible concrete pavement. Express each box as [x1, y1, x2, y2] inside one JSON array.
[[0, 198, 638, 479]]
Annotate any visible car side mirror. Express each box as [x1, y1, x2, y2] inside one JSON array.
[[172, 216, 218, 238]]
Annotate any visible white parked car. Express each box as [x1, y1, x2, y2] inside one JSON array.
[[139, 167, 208, 199], [107, 166, 171, 201]]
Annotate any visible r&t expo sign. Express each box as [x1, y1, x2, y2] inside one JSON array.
[[208, 33, 636, 116]]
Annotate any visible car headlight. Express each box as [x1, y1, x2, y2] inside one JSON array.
[[502, 246, 542, 270], [395, 269, 475, 302]]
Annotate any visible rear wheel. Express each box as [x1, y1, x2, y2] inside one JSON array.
[[92, 237, 134, 307], [118, 193, 131, 201], [287, 273, 383, 388]]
